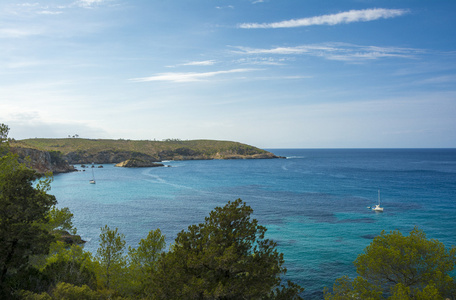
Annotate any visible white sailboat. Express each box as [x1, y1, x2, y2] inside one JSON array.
[[89, 163, 96, 184], [372, 190, 383, 212]]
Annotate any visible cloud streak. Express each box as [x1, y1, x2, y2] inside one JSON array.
[[180, 60, 217, 66], [131, 68, 257, 83], [233, 43, 422, 61], [76, 0, 108, 8], [238, 8, 408, 28]]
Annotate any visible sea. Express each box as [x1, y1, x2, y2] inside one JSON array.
[[49, 148, 456, 299]]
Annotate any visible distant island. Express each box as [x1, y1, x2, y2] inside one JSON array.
[[10, 138, 282, 174]]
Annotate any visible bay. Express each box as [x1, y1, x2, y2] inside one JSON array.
[[50, 148, 456, 299]]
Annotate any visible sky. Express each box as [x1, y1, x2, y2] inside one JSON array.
[[1, 0, 456, 148]]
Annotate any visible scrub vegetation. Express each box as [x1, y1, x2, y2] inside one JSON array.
[[11, 138, 270, 160]]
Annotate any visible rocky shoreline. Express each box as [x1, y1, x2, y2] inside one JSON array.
[[10, 146, 283, 174], [11, 147, 76, 174], [115, 158, 165, 168]]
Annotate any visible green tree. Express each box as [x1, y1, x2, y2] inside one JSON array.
[[95, 225, 126, 291], [150, 199, 304, 299], [0, 125, 57, 297], [46, 206, 77, 235], [18, 282, 99, 300], [41, 243, 97, 290], [0, 123, 9, 152], [126, 228, 166, 297], [51, 282, 99, 300], [324, 227, 456, 299]]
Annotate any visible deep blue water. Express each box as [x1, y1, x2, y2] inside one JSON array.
[[50, 149, 456, 299]]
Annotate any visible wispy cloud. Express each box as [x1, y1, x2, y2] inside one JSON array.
[[238, 8, 408, 29], [233, 43, 422, 62], [131, 69, 257, 83], [0, 28, 41, 38], [235, 57, 290, 66], [216, 5, 234, 10], [37, 10, 63, 15], [180, 60, 217, 66], [76, 0, 108, 8], [3, 0, 113, 16]]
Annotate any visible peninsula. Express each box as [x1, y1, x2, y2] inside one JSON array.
[[10, 138, 281, 174]]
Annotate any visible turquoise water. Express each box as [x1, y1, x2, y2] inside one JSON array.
[[50, 149, 456, 299]]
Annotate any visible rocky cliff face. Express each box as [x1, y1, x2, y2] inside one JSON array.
[[64, 150, 160, 164], [11, 147, 76, 174], [9, 144, 282, 174], [63, 149, 281, 164], [115, 158, 165, 168]]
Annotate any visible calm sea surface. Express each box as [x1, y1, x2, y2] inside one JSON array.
[[50, 149, 456, 299]]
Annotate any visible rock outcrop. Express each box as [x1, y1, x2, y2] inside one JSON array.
[[10, 139, 284, 173], [11, 147, 76, 174], [115, 158, 165, 168], [65, 150, 160, 165], [53, 230, 86, 246]]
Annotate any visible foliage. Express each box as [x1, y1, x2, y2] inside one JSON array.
[[48, 151, 65, 164], [51, 282, 99, 300], [324, 227, 456, 299], [41, 243, 97, 290], [0, 151, 57, 297], [46, 206, 77, 235], [149, 199, 304, 299], [0, 123, 9, 153], [16, 290, 52, 300], [11, 137, 270, 160], [95, 225, 126, 291], [126, 228, 166, 297], [18, 282, 99, 300]]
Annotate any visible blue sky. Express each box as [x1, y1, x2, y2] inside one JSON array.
[[1, 0, 455, 148]]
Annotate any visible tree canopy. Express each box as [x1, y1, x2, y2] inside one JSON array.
[[149, 199, 304, 299], [324, 227, 456, 299], [0, 124, 57, 297]]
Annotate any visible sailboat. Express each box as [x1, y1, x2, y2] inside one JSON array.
[[89, 163, 96, 184], [372, 190, 383, 212]]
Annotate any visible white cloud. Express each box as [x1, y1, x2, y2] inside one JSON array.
[[37, 10, 63, 15], [130, 69, 257, 83], [216, 5, 234, 10], [75, 0, 109, 8], [238, 8, 408, 28], [235, 58, 283, 66], [180, 60, 217, 66], [0, 28, 41, 38], [233, 43, 421, 62], [17, 3, 40, 7]]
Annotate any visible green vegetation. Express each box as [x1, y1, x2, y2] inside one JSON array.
[[148, 199, 303, 299], [11, 137, 271, 162], [0, 126, 57, 296], [324, 228, 456, 299]]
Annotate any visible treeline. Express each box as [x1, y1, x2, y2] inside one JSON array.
[[2, 124, 456, 299]]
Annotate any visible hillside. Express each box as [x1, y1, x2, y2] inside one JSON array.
[[11, 138, 280, 165]]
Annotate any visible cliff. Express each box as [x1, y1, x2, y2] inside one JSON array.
[[11, 147, 76, 174], [9, 138, 282, 173], [115, 158, 165, 168], [12, 138, 282, 165]]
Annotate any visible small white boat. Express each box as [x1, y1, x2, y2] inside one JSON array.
[[372, 190, 383, 212]]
